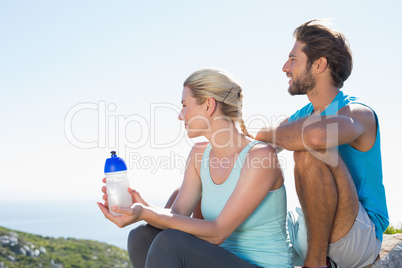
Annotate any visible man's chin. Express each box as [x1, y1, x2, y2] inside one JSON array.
[[288, 87, 305, 96]]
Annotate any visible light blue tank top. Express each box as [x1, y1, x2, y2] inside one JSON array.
[[200, 140, 292, 267], [288, 91, 389, 241]]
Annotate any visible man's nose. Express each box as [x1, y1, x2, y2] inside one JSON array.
[[282, 60, 290, 73]]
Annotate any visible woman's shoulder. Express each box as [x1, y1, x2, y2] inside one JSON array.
[[186, 142, 209, 173], [248, 141, 277, 157], [244, 142, 280, 172], [187, 142, 209, 160], [191, 141, 209, 152]]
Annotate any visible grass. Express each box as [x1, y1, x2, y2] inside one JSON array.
[[0, 226, 130, 268], [384, 224, 402, 234]]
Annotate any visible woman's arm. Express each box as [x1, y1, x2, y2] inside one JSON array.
[[112, 143, 281, 244], [99, 143, 281, 245], [169, 143, 205, 217]]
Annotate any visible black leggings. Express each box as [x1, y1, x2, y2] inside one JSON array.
[[127, 224, 259, 268]]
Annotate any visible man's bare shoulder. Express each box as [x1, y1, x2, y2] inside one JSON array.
[[338, 103, 376, 126], [339, 103, 377, 151]]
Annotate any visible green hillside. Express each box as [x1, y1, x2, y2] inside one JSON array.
[[0, 226, 130, 268]]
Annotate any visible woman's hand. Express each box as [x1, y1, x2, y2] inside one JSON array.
[[97, 202, 145, 228], [101, 177, 109, 208], [99, 177, 150, 228], [128, 187, 149, 207], [101, 177, 149, 208]]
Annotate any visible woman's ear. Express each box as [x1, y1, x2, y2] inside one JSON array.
[[205, 97, 217, 116]]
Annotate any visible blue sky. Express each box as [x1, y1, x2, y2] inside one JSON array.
[[1, 0, 401, 226]]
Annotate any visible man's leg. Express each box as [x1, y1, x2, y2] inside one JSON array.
[[328, 203, 381, 267], [293, 150, 359, 267]]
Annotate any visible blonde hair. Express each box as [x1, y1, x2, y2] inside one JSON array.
[[183, 68, 253, 139]]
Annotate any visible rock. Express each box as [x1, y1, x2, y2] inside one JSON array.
[[17, 246, 26, 256], [9, 236, 18, 247], [378, 233, 402, 258], [0, 235, 18, 247], [23, 244, 33, 256], [365, 233, 402, 268], [7, 255, 16, 262], [34, 248, 41, 257], [40, 246, 47, 254], [1, 231, 46, 259], [372, 244, 402, 268], [50, 259, 64, 268], [8, 232, 18, 239], [0, 236, 10, 246]]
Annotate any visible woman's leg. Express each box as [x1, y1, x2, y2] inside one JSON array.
[[127, 224, 162, 268], [145, 229, 258, 268]]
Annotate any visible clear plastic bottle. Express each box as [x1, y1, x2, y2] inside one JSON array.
[[104, 151, 132, 216]]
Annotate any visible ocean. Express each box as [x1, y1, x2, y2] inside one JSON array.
[[0, 200, 146, 250]]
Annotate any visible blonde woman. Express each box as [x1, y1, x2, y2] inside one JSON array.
[[98, 68, 292, 267]]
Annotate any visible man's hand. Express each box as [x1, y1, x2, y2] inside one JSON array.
[[255, 127, 284, 153], [255, 127, 273, 143]]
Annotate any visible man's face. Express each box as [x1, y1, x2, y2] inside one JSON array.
[[282, 41, 316, 95]]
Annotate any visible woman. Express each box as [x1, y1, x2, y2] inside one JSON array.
[[98, 68, 292, 267]]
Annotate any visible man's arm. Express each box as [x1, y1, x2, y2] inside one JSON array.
[[256, 104, 376, 152], [255, 118, 288, 153]]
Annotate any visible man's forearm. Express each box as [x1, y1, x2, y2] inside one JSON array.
[[257, 114, 359, 152], [256, 118, 314, 152], [275, 120, 307, 151]]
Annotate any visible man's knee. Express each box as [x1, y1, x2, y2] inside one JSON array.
[[293, 151, 333, 185], [294, 150, 338, 168], [294, 149, 343, 170]]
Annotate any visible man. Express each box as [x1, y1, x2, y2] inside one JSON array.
[[256, 20, 388, 268]]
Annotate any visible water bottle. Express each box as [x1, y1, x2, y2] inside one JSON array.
[[104, 151, 132, 216]]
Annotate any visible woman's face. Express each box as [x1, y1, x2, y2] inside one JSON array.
[[178, 86, 210, 138]]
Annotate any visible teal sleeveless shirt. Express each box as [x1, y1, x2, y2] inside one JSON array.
[[200, 140, 292, 267], [288, 91, 389, 241]]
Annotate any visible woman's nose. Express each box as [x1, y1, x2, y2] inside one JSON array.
[[178, 109, 184, 121]]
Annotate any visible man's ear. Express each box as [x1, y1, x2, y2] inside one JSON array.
[[314, 57, 329, 73], [205, 97, 217, 116]]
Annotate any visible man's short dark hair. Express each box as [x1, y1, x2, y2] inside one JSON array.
[[294, 20, 353, 88]]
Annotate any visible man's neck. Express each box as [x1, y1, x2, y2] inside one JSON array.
[[307, 85, 340, 114]]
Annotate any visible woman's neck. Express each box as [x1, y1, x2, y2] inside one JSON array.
[[206, 122, 249, 159]]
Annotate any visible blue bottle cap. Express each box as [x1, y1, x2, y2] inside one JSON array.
[[104, 151, 127, 173]]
